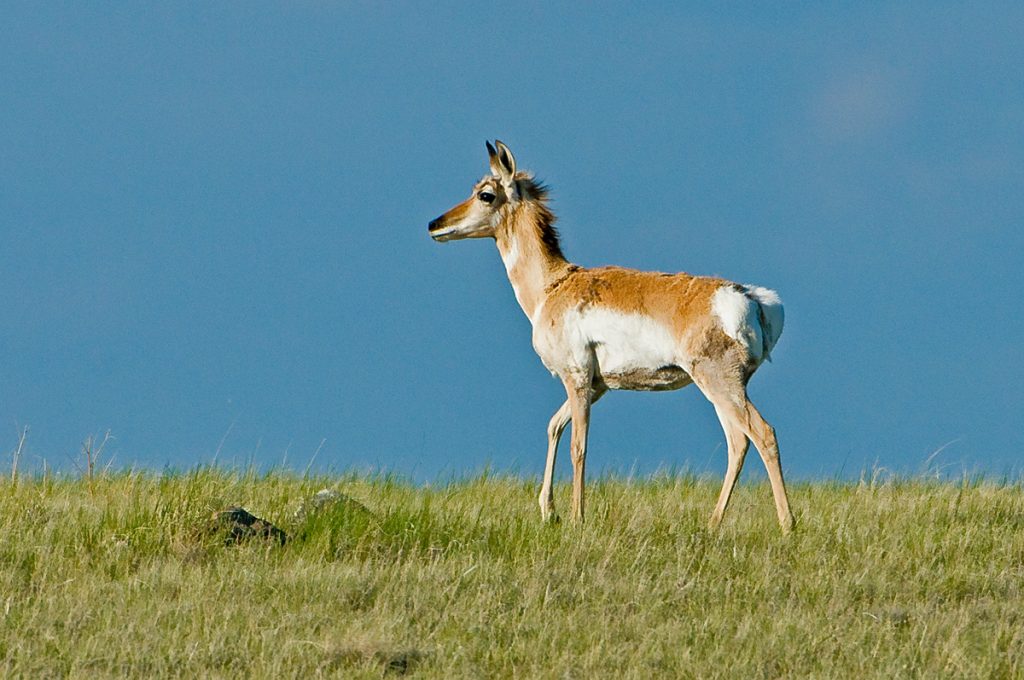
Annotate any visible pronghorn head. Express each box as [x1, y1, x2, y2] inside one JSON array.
[[428, 140, 520, 242]]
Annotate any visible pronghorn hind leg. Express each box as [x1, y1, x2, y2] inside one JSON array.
[[742, 399, 795, 532], [539, 387, 605, 523], [691, 360, 794, 533], [707, 406, 749, 529]]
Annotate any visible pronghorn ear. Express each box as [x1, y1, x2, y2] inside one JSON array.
[[494, 140, 517, 179], [486, 140, 504, 178]]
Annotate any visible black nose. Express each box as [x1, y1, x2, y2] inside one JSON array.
[[428, 218, 440, 232]]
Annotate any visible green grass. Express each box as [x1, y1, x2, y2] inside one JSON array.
[[1, 470, 1022, 678]]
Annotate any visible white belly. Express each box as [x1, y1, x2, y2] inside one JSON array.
[[534, 307, 689, 388]]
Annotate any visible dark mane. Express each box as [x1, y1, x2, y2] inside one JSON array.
[[517, 175, 566, 261]]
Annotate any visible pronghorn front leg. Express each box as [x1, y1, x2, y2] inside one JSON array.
[[539, 386, 605, 523], [540, 400, 571, 522], [562, 368, 595, 524]]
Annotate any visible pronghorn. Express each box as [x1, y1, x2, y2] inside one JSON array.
[[428, 141, 794, 532]]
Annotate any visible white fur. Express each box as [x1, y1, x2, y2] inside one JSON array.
[[743, 285, 781, 307], [500, 235, 520, 273], [501, 236, 524, 309], [549, 307, 683, 377], [712, 286, 765, 362], [742, 284, 784, 358], [530, 297, 546, 326], [510, 282, 525, 310]]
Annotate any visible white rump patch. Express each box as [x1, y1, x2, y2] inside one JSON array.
[[712, 286, 765, 362], [712, 285, 785, 362], [742, 284, 784, 358]]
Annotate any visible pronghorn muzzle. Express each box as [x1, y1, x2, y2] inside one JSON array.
[[428, 216, 450, 241], [428, 200, 476, 241]]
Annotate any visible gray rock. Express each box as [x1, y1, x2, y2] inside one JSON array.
[[294, 488, 374, 521], [209, 506, 287, 546]]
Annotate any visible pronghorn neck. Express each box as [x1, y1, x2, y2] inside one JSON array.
[[494, 198, 571, 323]]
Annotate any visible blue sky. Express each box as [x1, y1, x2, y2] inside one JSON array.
[[2, 4, 1022, 480]]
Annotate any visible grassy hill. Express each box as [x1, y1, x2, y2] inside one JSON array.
[[1, 470, 1022, 677]]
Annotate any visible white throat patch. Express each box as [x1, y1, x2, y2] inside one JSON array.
[[500, 234, 520, 274]]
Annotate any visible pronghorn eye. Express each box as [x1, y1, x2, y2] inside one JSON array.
[[477, 191, 495, 203]]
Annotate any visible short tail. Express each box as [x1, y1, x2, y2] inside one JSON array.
[[743, 285, 784, 361]]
